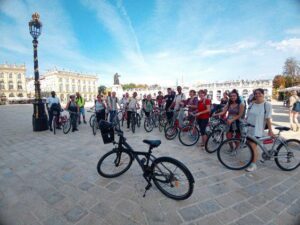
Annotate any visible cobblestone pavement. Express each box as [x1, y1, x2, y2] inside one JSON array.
[[0, 104, 300, 225]]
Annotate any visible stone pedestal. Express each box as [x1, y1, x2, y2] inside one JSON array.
[[111, 85, 123, 98]]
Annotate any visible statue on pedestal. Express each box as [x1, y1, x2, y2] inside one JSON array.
[[113, 73, 120, 85]]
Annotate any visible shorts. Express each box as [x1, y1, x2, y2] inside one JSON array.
[[197, 118, 209, 136], [79, 107, 85, 116]]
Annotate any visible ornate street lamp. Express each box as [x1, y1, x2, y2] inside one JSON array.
[[29, 13, 48, 131]]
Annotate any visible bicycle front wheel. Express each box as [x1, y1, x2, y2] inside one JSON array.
[[165, 126, 178, 140], [89, 114, 95, 127], [136, 114, 141, 128], [97, 149, 133, 178], [178, 126, 200, 146], [151, 157, 194, 200], [52, 116, 57, 135], [131, 116, 136, 133], [217, 138, 253, 170], [92, 118, 97, 136], [275, 139, 300, 171], [144, 118, 154, 132], [63, 118, 71, 134], [205, 129, 224, 153]]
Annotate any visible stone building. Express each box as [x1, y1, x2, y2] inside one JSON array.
[[27, 69, 99, 102], [195, 79, 273, 102], [0, 64, 27, 99]]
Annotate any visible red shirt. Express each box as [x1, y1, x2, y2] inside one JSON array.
[[197, 98, 211, 119]]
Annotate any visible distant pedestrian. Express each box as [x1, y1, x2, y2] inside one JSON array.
[[76, 92, 87, 124], [66, 95, 79, 132], [289, 90, 300, 131], [107, 91, 119, 123], [126, 92, 139, 131], [46, 91, 61, 131]]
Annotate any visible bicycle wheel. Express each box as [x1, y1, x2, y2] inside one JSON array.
[[165, 126, 178, 140], [117, 111, 123, 121], [97, 149, 133, 178], [205, 129, 224, 153], [275, 139, 300, 171], [92, 118, 97, 136], [151, 157, 194, 200], [144, 118, 154, 132], [159, 116, 167, 132], [63, 118, 71, 134], [131, 116, 136, 133], [136, 114, 141, 128], [178, 126, 200, 146], [52, 116, 56, 135], [89, 114, 95, 127], [217, 138, 253, 170]]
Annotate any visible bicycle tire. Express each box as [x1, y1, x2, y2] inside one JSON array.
[[165, 126, 178, 140], [144, 118, 154, 132], [52, 116, 56, 135], [63, 118, 71, 134], [275, 139, 300, 171], [117, 111, 123, 121], [92, 118, 97, 136], [178, 126, 200, 146], [205, 129, 224, 153], [97, 149, 133, 178], [89, 114, 95, 127], [131, 116, 135, 133], [217, 138, 253, 170], [151, 157, 194, 200], [137, 114, 141, 128]]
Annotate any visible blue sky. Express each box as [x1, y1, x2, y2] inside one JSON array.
[[1, 0, 300, 86]]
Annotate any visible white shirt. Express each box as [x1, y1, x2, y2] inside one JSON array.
[[128, 98, 138, 111], [247, 101, 272, 137], [174, 93, 186, 110], [46, 96, 60, 108], [107, 96, 118, 111]]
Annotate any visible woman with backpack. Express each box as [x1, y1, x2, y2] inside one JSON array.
[[214, 89, 245, 140], [289, 90, 300, 131], [194, 90, 211, 148]]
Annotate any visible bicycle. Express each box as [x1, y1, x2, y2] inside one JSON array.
[[52, 110, 71, 134], [97, 121, 195, 200], [88, 109, 96, 127], [178, 114, 200, 146], [129, 111, 141, 133], [164, 109, 190, 140], [144, 110, 159, 133], [217, 123, 300, 171]]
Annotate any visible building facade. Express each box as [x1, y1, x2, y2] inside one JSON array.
[[27, 69, 99, 102], [0, 64, 27, 99], [195, 79, 273, 102]]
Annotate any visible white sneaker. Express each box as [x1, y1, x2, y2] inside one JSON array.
[[246, 163, 257, 172]]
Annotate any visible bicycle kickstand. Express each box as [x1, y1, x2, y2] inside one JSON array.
[[143, 182, 152, 198]]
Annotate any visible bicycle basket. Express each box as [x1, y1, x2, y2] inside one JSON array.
[[99, 120, 115, 144]]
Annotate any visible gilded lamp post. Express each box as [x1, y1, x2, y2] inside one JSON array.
[[29, 13, 48, 131]]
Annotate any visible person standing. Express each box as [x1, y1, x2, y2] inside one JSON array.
[[143, 94, 155, 117], [95, 95, 106, 122], [126, 92, 139, 131], [185, 90, 198, 115], [289, 90, 300, 131], [107, 91, 119, 123], [246, 88, 274, 172], [164, 88, 175, 122], [66, 95, 79, 132], [156, 91, 164, 109], [76, 92, 86, 124], [46, 91, 61, 131], [194, 90, 211, 148]]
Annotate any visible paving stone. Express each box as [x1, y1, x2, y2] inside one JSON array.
[[178, 205, 204, 222], [78, 181, 95, 191], [91, 201, 113, 218], [232, 201, 255, 216], [216, 192, 245, 207], [194, 215, 222, 225], [266, 200, 287, 214], [287, 200, 300, 217], [236, 214, 264, 225], [208, 182, 230, 196], [41, 191, 65, 205], [105, 181, 122, 192], [233, 176, 253, 187], [43, 215, 71, 225], [248, 194, 268, 207], [272, 183, 289, 193], [64, 205, 88, 223], [276, 192, 297, 205], [198, 199, 221, 215], [215, 208, 240, 224], [253, 207, 277, 223]]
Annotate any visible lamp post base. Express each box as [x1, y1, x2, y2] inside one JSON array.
[[32, 101, 48, 131]]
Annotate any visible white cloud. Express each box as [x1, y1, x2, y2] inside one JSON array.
[[285, 28, 300, 35], [267, 38, 300, 52]]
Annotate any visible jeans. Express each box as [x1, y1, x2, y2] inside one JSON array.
[[48, 110, 60, 128], [109, 110, 116, 123]]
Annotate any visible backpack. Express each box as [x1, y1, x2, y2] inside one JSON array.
[[292, 96, 300, 112]]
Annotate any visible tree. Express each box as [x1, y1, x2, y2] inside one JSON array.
[[98, 85, 106, 95], [283, 57, 300, 76], [273, 75, 286, 89]]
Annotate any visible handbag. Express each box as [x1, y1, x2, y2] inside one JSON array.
[[292, 99, 300, 112]]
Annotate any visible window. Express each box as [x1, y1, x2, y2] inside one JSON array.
[[18, 93, 23, 97], [18, 74, 22, 79], [0, 73, 3, 78], [9, 93, 14, 97], [72, 85, 76, 92], [72, 79, 75, 83], [59, 78, 62, 82], [17, 81, 22, 90], [0, 80, 4, 90], [78, 86, 81, 92], [88, 87, 91, 93], [9, 81, 13, 90], [9, 73, 12, 79], [83, 86, 86, 92], [59, 84, 63, 92], [65, 84, 69, 92]]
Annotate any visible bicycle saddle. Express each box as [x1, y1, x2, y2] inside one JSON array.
[[275, 126, 290, 131], [143, 140, 161, 148]]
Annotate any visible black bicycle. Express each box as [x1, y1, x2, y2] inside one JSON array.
[[130, 111, 141, 133], [97, 121, 194, 200]]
